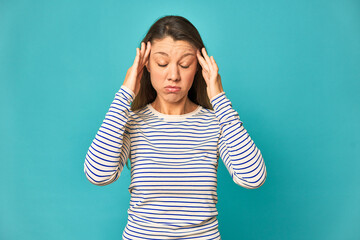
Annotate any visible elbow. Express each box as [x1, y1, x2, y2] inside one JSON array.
[[233, 174, 266, 189], [83, 162, 119, 186], [233, 162, 267, 189], [249, 170, 267, 189]]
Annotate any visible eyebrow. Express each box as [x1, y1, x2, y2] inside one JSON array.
[[154, 52, 195, 58]]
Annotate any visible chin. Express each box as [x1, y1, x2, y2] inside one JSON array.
[[163, 93, 186, 103]]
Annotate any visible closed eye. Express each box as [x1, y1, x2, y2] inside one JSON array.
[[158, 64, 190, 69]]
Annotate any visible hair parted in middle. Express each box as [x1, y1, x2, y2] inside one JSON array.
[[130, 15, 213, 112]]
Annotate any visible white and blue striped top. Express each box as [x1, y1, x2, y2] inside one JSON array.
[[84, 85, 267, 239]]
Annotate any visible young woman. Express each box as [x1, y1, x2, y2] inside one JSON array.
[[84, 15, 267, 240]]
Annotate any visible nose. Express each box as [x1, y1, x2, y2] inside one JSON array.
[[167, 64, 180, 81]]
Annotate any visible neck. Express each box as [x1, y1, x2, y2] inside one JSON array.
[[151, 96, 196, 115]]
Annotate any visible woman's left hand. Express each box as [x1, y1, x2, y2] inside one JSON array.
[[196, 47, 224, 100]]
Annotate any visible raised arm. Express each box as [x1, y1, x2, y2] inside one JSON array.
[[84, 41, 150, 186], [83, 85, 135, 186], [211, 91, 267, 189], [196, 47, 266, 189]]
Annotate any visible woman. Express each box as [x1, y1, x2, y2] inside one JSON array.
[[84, 15, 267, 239]]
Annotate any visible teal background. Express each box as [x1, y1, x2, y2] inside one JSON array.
[[1, 0, 359, 239]]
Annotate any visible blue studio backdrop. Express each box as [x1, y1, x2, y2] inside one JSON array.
[[1, 0, 359, 239]]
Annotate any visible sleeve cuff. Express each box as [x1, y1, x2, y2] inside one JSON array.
[[210, 91, 226, 103], [118, 85, 135, 101], [115, 85, 135, 104], [210, 91, 243, 126], [120, 85, 136, 99]]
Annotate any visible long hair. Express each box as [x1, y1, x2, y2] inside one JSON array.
[[125, 15, 213, 169], [130, 15, 213, 111]]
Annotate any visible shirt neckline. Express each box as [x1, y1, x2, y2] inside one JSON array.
[[147, 103, 202, 120]]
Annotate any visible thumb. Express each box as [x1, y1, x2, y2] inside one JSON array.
[[133, 48, 140, 66]]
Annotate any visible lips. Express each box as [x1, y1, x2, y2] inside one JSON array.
[[165, 86, 181, 92]]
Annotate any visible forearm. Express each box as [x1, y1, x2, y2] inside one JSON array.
[[211, 92, 267, 189], [84, 85, 135, 186]]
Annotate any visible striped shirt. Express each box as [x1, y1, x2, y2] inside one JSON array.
[[84, 85, 267, 239]]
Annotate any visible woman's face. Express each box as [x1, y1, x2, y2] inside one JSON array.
[[145, 36, 198, 104]]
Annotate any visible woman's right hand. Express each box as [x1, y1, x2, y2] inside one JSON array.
[[122, 41, 151, 97]]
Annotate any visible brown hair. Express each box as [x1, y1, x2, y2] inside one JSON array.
[[125, 15, 213, 170], [130, 15, 213, 112]]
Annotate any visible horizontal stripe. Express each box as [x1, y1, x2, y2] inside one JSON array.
[[84, 85, 267, 239]]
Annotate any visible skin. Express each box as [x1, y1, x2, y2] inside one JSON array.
[[122, 36, 223, 115], [145, 36, 198, 114]]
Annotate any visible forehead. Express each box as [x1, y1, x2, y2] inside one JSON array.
[[151, 37, 196, 57]]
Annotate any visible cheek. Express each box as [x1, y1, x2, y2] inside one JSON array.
[[149, 69, 164, 90], [183, 71, 194, 82], [184, 67, 197, 82], [149, 70, 165, 87], [149, 61, 165, 78]]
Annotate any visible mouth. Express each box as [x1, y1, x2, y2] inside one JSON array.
[[165, 86, 181, 93]]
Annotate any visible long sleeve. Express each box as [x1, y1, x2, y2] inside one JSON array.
[[211, 91, 267, 189], [84, 85, 135, 186]]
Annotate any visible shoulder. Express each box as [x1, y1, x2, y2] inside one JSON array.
[[195, 105, 217, 121], [127, 104, 156, 124]]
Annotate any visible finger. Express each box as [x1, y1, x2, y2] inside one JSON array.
[[133, 48, 140, 66], [141, 42, 146, 56], [201, 48, 212, 66], [196, 48, 204, 62], [143, 41, 151, 65], [139, 42, 145, 64], [197, 49, 209, 72], [202, 69, 209, 83], [134, 48, 139, 62], [202, 48, 214, 73], [210, 56, 218, 72], [198, 57, 209, 73], [137, 42, 143, 67]]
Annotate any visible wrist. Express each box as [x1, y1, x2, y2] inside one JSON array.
[[121, 84, 136, 97], [208, 85, 223, 100]]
